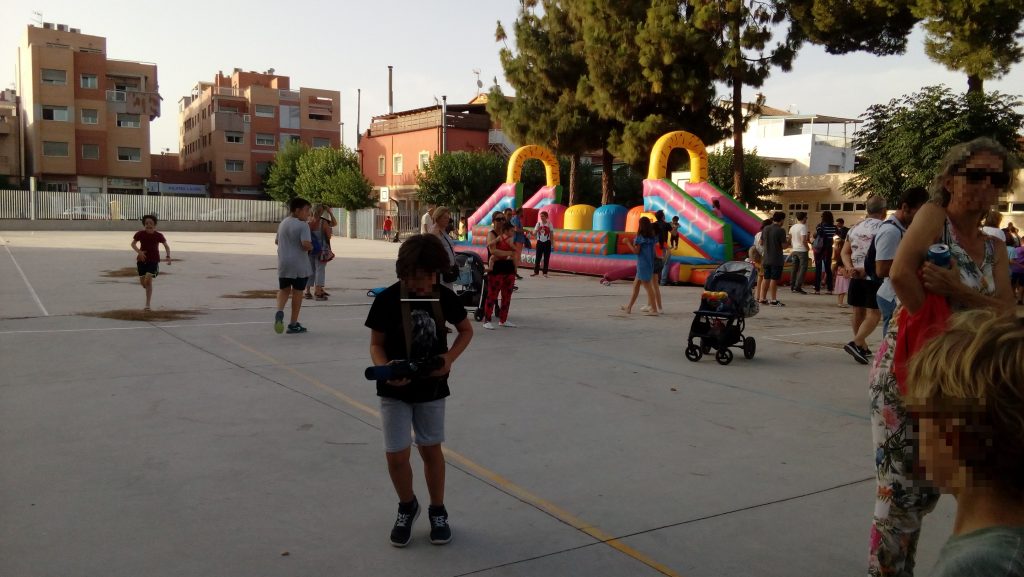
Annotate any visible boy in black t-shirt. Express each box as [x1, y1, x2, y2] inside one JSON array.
[[365, 234, 473, 547]]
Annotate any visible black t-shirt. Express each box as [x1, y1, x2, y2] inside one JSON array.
[[364, 282, 468, 403], [655, 220, 672, 247]]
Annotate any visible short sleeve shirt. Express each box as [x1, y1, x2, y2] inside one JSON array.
[[789, 223, 809, 252], [364, 282, 468, 403], [847, 218, 883, 269], [276, 216, 313, 278], [929, 526, 1024, 577], [133, 231, 166, 263], [873, 216, 906, 301], [762, 224, 787, 266]]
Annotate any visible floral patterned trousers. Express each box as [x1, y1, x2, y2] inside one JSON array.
[[868, 317, 940, 577]]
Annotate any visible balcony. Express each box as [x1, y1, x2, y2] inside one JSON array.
[[107, 90, 162, 120], [211, 111, 250, 133], [279, 90, 300, 101]]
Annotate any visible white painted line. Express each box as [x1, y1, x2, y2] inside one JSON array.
[[0, 318, 369, 335], [3, 243, 49, 317]]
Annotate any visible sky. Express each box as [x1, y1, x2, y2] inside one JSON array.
[[3, 1, 1022, 154]]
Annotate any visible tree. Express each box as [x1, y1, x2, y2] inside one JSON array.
[[573, 0, 730, 172], [489, 1, 614, 205], [293, 146, 375, 211], [706, 147, 782, 210], [788, 0, 1024, 94], [265, 140, 308, 203], [415, 152, 507, 211], [520, 156, 602, 206], [844, 85, 1024, 204], [691, 1, 799, 199]]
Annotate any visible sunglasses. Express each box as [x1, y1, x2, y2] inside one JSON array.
[[494, 217, 505, 222], [958, 168, 1011, 188]]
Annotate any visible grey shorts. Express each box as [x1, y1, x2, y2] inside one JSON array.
[[380, 397, 446, 453]]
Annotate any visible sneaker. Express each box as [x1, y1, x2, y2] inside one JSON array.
[[844, 341, 869, 365], [286, 322, 308, 334], [860, 346, 874, 357], [482, 322, 495, 330], [428, 505, 452, 545], [516, 274, 523, 280], [759, 299, 769, 305], [499, 320, 517, 328], [274, 311, 284, 334], [769, 300, 785, 307], [543, 274, 548, 278], [390, 498, 420, 547], [794, 288, 808, 294]]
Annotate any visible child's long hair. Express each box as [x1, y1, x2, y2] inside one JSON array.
[[638, 217, 654, 238], [906, 309, 1024, 494]]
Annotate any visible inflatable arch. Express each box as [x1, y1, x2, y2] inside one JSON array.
[[507, 145, 561, 186], [647, 131, 708, 182]]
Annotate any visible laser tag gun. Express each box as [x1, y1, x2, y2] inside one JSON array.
[[365, 357, 444, 381]]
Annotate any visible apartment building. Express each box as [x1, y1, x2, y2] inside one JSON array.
[[177, 69, 340, 197], [17, 23, 160, 195], [0, 89, 22, 186]]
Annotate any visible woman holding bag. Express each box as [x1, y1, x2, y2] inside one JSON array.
[[305, 204, 336, 301], [867, 138, 1016, 577]]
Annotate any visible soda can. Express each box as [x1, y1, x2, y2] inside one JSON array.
[[927, 243, 951, 268]]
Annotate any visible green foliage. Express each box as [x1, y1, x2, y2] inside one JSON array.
[[415, 152, 507, 211], [706, 148, 782, 210], [612, 164, 645, 208], [488, 1, 613, 202], [520, 156, 603, 206], [844, 86, 1024, 205], [265, 140, 308, 203], [293, 146, 374, 211], [787, 0, 917, 55]]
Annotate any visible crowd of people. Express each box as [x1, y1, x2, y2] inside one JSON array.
[[124, 136, 1019, 568]]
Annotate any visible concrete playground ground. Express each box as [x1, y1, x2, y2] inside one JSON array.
[[0, 230, 956, 577]]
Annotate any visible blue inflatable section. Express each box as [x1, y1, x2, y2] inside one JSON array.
[[593, 204, 627, 232]]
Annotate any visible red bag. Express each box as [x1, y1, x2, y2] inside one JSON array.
[[892, 293, 951, 394]]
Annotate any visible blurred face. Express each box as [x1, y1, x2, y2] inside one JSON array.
[[435, 213, 450, 228], [945, 151, 1006, 216], [492, 215, 505, 229], [403, 270, 435, 296], [143, 218, 157, 231], [295, 205, 311, 221], [912, 411, 970, 494]]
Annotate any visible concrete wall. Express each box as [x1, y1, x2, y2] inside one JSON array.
[[0, 220, 279, 233]]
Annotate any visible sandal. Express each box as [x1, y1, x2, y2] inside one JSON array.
[[315, 294, 328, 301], [620, 304, 632, 314], [304, 292, 313, 300]]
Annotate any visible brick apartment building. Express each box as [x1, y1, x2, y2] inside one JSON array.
[[359, 95, 512, 218], [17, 23, 160, 196], [177, 69, 340, 197], [0, 89, 21, 186]]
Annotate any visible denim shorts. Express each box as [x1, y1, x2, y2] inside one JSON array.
[[380, 397, 446, 453]]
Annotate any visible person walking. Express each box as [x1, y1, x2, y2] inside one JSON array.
[[872, 186, 929, 335], [383, 215, 393, 241], [365, 233, 474, 547], [482, 212, 517, 329], [621, 217, 658, 315], [812, 211, 838, 295], [420, 207, 434, 234], [756, 211, 788, 306], [868, 137, 1015, 577], [841, 195, 887, 364], [655, 210, 673, 287], [274, 198, 313, 334], [430, 207, 458, 292], [788, 211, 811, 294], [531, 210, 553, 277], [131, 214, 171, 312]]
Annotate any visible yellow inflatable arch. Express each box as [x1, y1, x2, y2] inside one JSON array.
[[647, 131, 708, 183], [506, 145, 561, 187]]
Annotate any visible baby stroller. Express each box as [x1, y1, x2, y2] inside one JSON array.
[[453, 251, 488, 321], [685, 261, 759, 365]]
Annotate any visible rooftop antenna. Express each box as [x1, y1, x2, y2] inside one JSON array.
[[473, 68, 483, 95], [31, 11, 43, 26]]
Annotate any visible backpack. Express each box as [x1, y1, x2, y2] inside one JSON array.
[[864, 220, 902, 281]]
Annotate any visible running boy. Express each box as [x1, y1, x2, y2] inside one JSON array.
[[365, 234, 474, 547], [274, 198, 313, 334], [131, 214, 171, 311]]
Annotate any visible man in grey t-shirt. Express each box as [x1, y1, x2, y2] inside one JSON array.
[[274, 197, 313, 334], [873, 186, 928, 335], [757, 211, 789, 306]]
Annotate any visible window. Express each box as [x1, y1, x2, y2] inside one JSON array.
[[43, 141, 69, 157], [312, 137, 331, 148], [41, 69, 66, 85], [377, 155, 386, 176], [81, 144, 100, 160], [80, 74, 98, 89], [418, 151, 430, 170], [255, 104, 275, 118], [279, 105, 300, 129], [225, 159, 245, 172], [855, 203, 866, 211], [393, 154, 403, 175], [827, 164, 842, 174], [117, 147, 141, 162], [256, 161, 271, 176], [42, 106, 70, 121], [842, 202, 854, 212], [255, 133, 275, 146], [116, 113, 140, 128], [225, 131, 244, 144], [81, 108, 98, 124]]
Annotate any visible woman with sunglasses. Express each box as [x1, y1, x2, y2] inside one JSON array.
[[482, 211, 518, 329], [867, 137, 1017, 577]]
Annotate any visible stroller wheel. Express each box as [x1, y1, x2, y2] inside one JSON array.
[[715, 348, 734, 365], [685, 345, 702, 362], [743, 337, 756, 360]]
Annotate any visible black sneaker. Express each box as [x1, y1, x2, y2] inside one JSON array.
[[860, 345, 873, 358], [274, 310, 284, 334], [286, 322, 307, 334], [390, 498, 420, 547], [794, 288, 808, 294], [844, 341, 869, 365], [769, 300, 786, 307], [428, 505, 452, 545]]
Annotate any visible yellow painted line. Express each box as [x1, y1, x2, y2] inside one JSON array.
[[223, 335, 685, 577]]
